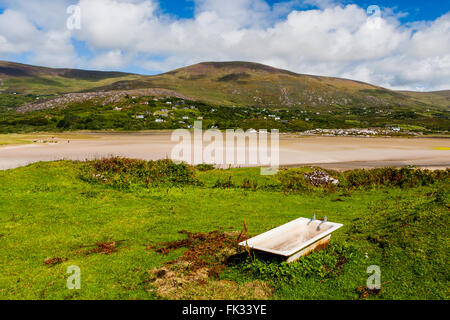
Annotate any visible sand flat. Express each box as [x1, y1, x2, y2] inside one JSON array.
[[0, 132, 449, 171]]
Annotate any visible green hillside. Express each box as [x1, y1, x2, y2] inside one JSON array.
[[94, 61, 449, 109], [2, 60, 449, 110], [0, 61, 143, 95]]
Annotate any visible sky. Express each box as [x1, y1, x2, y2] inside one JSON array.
[[0, 0, 449, 91]]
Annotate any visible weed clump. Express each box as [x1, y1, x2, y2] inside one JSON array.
[[236, 243, 359, 283], [80, 157, 197, 189], [213, 176, 236, 189], [342, 167, 449, 189], [196, 164, 215, 172], [276, 167, 449, 193]]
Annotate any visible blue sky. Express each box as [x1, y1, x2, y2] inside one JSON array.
[[157, 0, 450, 22], [0, 0, 449, 90]]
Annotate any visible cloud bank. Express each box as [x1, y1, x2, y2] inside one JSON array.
[[0, 0, 449, 91]]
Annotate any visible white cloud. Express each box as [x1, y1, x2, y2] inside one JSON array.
[[0, 0, 449, 91], [0, 9, 40, 53], [0, 2, 76, 67], [89, 49, 127, 69]]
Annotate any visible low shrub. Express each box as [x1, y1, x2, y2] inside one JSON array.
[[342, 167, 450, 189], [213, 176, 235, 189], [276, 167, 449, 192], [80, 157, 197, 189], [275, 168, 313, 192], [238, 243, 358, 283], [196, 163, 216, 172]]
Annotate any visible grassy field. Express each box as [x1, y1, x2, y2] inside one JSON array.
[[0, 159, 448, 300], [0, 133, 97, 146]]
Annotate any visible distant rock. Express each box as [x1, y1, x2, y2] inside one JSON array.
[[304, 170, 339, 187]]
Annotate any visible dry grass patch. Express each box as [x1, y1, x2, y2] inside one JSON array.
[[148, 263, 273, 300], [147, 229, 273, 300]]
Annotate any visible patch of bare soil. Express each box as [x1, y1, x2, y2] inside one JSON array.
[[84, 241, 125, 255], [148, 228, 274, 300], [356, 285, 383, 299], [43, 257, 67, 266]]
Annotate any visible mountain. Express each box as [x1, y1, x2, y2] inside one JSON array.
[[1, 60, 449, 110], [0, 61, 143, 95], [91, 61, 449, 109]]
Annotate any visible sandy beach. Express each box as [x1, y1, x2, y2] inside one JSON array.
[[0, 132, 449, 171]]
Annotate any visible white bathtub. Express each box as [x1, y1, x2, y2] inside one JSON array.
[[239, 217, 343, 263]]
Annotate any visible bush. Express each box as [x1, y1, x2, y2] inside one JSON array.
[[238, 243, 358, 283], [196, 164, 216, 172], [275, 167, 449, 192], [275, 168, 312, 192], [81, 157, 197, 189], [342, 167, 450, 189], [213, 176, 235, 189]]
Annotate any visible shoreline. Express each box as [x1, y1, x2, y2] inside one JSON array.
[[0, 132, 449, 171]]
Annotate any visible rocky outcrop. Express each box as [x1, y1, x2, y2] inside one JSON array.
[[16, 88, 193, 113], [304, 170, 339, 187]]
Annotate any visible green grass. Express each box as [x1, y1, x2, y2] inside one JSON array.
[[0, 161, 448, 300]]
